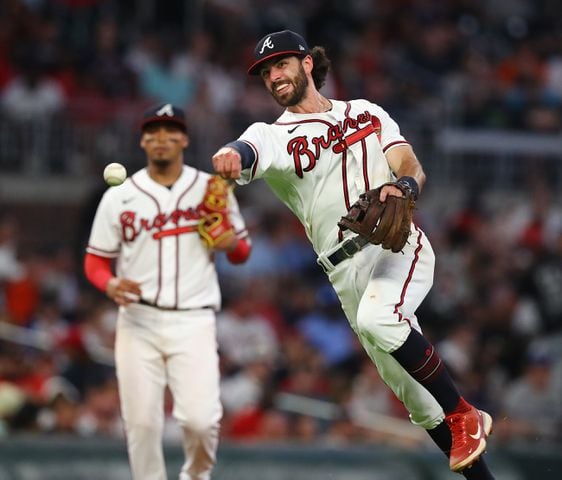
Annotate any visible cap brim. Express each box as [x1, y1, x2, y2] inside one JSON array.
[[141, 116, 187, 131], [247, 50, 307, 75]]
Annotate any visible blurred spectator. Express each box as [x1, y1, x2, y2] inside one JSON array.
[[277, 361, 331, 401], [0, 382, 27, 435], [0, 215, 25, 290], [75, 378, 122, 437], [437, 322, 477, 379], [36, 376, 81, 434], [347, 359, 409, 426], [223, 406, 290, 442], [518, 229, 562, 334], [87, 19, 137, 99], [346, 359, 427, 448], [217, 294, 279, 369], [0, 47, 67, 173], [496, 349, 562, 443], [497, 42, 562, 131], [57, 323, 113, 398], [3, 262, 40, 327], [1, 59, 65, 122], [220, 358, 272, 414], [295, 283, 360, 371], [34, 246, 81, 318], [132, 33, 198, 107], [80, 302, 116, 364], [0, 348, 62, 434], [455, 49, 507, 128], [546, 54, 562, 99], [28, 298, 70, 346]]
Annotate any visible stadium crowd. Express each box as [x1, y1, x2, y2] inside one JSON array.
[[0, 0, 561, 450], [1, 0, 562, 173]]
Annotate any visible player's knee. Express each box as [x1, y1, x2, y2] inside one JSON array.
[[356, 301, 410, 353], [176, 410, 221, 436], [181, 418, 220, 439]]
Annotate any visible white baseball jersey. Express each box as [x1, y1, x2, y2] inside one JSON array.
[[87, 165, 248, 310], [236, 99, 408, 255]]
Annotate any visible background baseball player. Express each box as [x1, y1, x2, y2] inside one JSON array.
[[212, 30, 494, 478], [84, 103, 251, 480]]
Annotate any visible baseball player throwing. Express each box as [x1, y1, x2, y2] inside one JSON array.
[[212, 30, 494, 478], [85, 103, 251, 480]]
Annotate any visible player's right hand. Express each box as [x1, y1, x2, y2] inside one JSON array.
[[212, 147, 242, 179], [106, 277, 142, 306]]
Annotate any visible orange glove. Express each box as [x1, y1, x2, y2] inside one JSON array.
[[197, 176, 237, 250], [197, 175, 231, 215], [198, 212, 237, 250]]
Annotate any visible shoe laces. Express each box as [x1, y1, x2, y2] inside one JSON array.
[[447, 413, 469, 446]]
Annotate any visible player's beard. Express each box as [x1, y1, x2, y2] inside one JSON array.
[[270, 65, 308, 107], [151, 158, 173, 169]]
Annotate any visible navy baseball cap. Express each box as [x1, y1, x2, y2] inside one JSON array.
[[141, 103, 187, 132], [248, 30, 310, 75]]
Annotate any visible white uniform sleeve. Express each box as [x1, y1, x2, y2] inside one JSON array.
[[86, 190, 122, 258], [236, 122, 278, 185], [369, 102, 408, 154]]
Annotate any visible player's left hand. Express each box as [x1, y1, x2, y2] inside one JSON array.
[[338, 182, 416, 253], [212, 147, 242, 179], [379, 183, 406, 202]]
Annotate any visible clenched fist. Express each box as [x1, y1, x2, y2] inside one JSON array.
[[212, 147, 242, 180]]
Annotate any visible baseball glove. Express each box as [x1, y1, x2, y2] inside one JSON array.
[[197, 176, 236, 249], [198, 212, 236, 249], [337, 182, 415, 252]]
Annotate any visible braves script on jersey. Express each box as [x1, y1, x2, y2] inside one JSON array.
[[87, 165, 247, 310], [236, 99, 409, 255]]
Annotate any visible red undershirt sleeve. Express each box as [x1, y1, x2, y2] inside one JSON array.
[[226, 237, 251, 264], [84, 253, 114, 292]]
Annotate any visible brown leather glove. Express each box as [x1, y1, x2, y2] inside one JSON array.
[[338, 182, 415, 253]]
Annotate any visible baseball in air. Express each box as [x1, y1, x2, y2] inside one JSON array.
[[103, 162, 127, 186]]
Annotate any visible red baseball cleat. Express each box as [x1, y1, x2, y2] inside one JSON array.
[[446, 408, 493, 472]]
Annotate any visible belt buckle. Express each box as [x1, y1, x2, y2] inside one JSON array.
[[340, 239, 359, 258]]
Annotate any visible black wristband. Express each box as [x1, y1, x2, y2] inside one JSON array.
[[224, 140, 256, 170], [397, 176, 419, 200]]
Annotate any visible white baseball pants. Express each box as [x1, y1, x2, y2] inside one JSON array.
[[115, 305, 222, 480], [320, 225, 445, 429]]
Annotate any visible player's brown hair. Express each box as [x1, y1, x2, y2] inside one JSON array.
[[310, 46, 331, 90]]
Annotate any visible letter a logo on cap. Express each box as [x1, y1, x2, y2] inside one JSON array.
[[259, 36, 274, 54], [156, 103, 174, 117]]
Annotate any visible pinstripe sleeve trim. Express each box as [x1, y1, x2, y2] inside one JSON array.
[[383, 140, 410, 154], [240, 140, 259, 180], [86, 245, 119, 258]]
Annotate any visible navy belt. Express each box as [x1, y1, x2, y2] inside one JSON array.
[[138, 299, 212, 311], [326, 236, 370, 268]]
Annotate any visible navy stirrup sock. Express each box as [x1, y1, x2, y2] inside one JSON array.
[[391, 329, 463, 414]]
